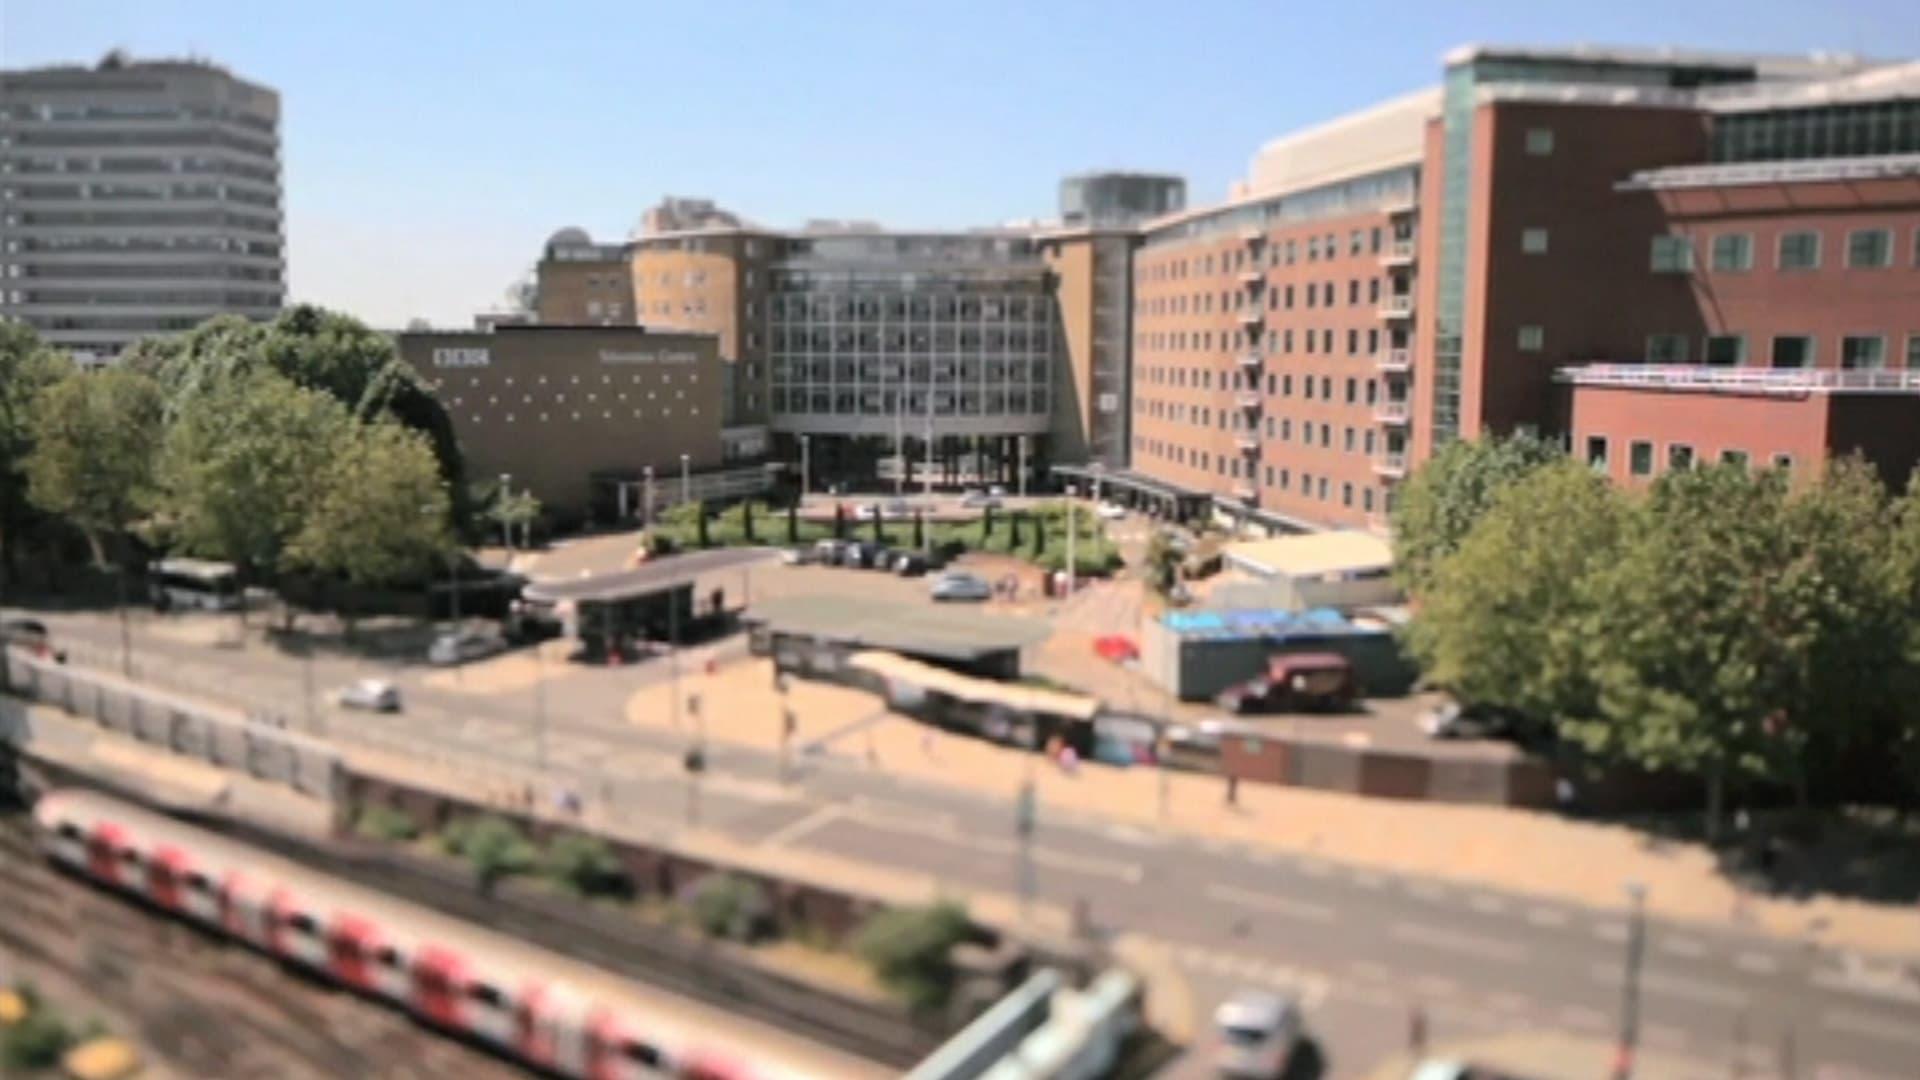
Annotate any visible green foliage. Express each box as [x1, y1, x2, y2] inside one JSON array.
[[786, 503, 799, 544], [286, 420, 453, 588], [355, 805, 420, 843], [0, 1002, 73, 1070], [854, 901, 971, 1012], [742, 500, 757, 543], [696, 500, 712, 548], [24, 367, 164, 566], [488, 486, 540, 542], [443, 815, 536, 889], [912, 511, 925, 549], [541, 833, 631, 899], [150, 369, 351, 575], [1391, 431, 1564, 596], [1404, 460, 1626, 732], [1144, 531, 1181, 596], [688, 873, 770, 941], [0, 324, 74, 572], [833, 503, 847, 539], [1008, 511, 1023, 548]]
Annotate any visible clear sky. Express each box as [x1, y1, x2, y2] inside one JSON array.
[[7, 0, 1917, 328]]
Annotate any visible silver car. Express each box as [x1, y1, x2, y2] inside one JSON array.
[[336, 678, 402, 712], [428, 628, 506, 666], [929, 571, 993, 602], [1213, 989, 1303, 1078]]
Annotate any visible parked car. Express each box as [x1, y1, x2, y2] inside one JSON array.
[[960, 489, 1001, 509], [813, 538, 855, 565], [1162, 718, 1228, 772], [987, 484, 1008, 498], [1216, 652, 1357, 715], [778, 547, 805, 565], [893, 551, 932, 576], [929, 571, 993, 602], [1096, 502, 1128, 520], [336, 678, 402, 712], [1213, 989, 1304, 1078], [0, 618, 65, 663], [427, 627, 507, 667], [882, 498, 915, 519], [853, 502, 883, 520], [850, 541, 889, 569], [1418, 701, 1512, 740]]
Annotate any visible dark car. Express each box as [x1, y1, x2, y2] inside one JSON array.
[[893, 551, 931, 576], [0, 618, 64, 663], [851, 541, 889, 569], [1216, 652, 1357, 715]]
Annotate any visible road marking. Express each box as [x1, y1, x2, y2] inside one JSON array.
[[1588, 964, 1747, 1008], [1353, 871, 1387, 890], [1659, 936, 1707, 959], [1408, 882, 1448, 902], [757, 804, 843, 848], [1204, 883, 1338, 924], [1526, 907, 1569, 928], [1468, 893, 1507, 915], [844, 807, 1146, 883], [1390, 922, 1530, 964], [1298, 858, 1334, 878], [851, 796, 955, 831], [1592, 921, 1629, 943], [1734, 951, 1780, 975], [1101, 824, 1168, 848], [1822, 1007, 1920, 1047]]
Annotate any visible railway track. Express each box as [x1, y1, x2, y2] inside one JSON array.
[[0, 810, 531, 1079]]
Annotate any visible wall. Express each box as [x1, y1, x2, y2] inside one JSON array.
[[535, 257, 633, 325], [1569, 384, 1833, 485], [1043, 235, 1096, 464]]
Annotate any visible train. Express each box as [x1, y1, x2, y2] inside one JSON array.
[[30, 788, 867, 1080]]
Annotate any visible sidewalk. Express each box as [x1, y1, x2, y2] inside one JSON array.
[[1360, 1032, 1736, 1080], [621, 655, 1920, 958]]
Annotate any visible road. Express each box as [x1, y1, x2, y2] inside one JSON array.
[[19, 606, 1920, 1079]]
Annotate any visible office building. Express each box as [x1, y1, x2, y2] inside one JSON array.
[[0, 52, 284, 363]]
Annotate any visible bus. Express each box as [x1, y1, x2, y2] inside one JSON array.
[[149, 558, 243, 612]]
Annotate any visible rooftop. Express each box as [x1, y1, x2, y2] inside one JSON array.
[[522, 548, 769, 605], [743, 593, 1051, 662], [1618, 153, 1920, 191], [1223, 530, 1396, 580], [1558, 364, 1920, 395]]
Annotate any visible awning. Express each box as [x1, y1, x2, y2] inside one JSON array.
[[848, 650, 1100, 722]]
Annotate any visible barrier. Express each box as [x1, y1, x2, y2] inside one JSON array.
[[0, 647, 341, 803], [906, 968, 1062, 1080]]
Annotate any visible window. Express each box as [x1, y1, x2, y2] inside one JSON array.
[[1668, 444, 1694, 471], [1646, 334, 1689, 364], [1585, 436, 1609, 470], [1629, 441, 1654, 477], [1649, 235, 1693, 273], [1517, 325, 1544, 353], [1778, 231, 1820, 270], [1841, 335, 1886, 370], [1524, 128, 1554, 156], [1721, 449, 1749, 468], [1704, 335, 1746, 366], [1847, 229, 1893, 269], [1772, 453, 1795, 473], [1522, 228, 1549, 255], [1908, 333, 1920, 369], [1771, 335, 1814, 369], [1710, 233, 1753, 272]]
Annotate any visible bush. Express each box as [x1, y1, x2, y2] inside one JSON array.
[[446, 815, 536, 889], [1, 1001, 72, 1071], [542, 833, 631, 899], [853, 901, 971, 1013], [355, 805, 418, 843], [687, 873, 771, 942]]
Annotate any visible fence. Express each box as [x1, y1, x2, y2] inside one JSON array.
[[0, 647, 341, 802]]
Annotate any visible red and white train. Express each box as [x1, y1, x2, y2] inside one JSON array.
[[32, 788, 879, 1080]]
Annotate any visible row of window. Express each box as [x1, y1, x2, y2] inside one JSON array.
[[1640, 331, 1920, 369], [1586, 436, 1791, 478], [1647, 227, 1919, 273], [770, 388, 1048, 416], [769, 326, 1052, 354], [1131, 435, 1394, 513], [1137, 224, 1413, 282], [771, 359, 1048, 383], [1140, 323, 1403, 359], [767, 294, 1042, 321], [468, 404, 702, 426], [1137, 400, 1393, 454], [1140, 275, 1398, 319], [1140, 368, 1384, 405]]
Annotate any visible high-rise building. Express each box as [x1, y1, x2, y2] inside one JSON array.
[[0, 52, 285, 364], [1059, 172, 1185, 228]]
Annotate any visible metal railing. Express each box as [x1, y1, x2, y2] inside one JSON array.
[[1372, 451, 1408, 477], [1381, 238, 1416, 263], [1373, 399, 1411, 423], [1379, 294, 1414, 317], [1376, 347, 1412, 372], [1556, 364, 1920, 395]]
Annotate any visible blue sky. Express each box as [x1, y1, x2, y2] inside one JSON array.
[[7, 0, 1917, 327]]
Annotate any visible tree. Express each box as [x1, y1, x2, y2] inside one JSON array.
[[870, 505, 884, 543], [1144, 530, 1181, 596], [150, 369, 349, 579], [1030, 513, 1045, 557], [833, 503, 847, 540], [854, 901, 971, 1013], [1579, 464, 1815, 840], [488, 487, 540, 550], [24, 367, 164, 568], [1008, 511, 1023, 549], [1404, 460, 1628, 732], [451, 815, 536, 891], [696, 500, 712, 548], [912, 510, 925, 549], [541, 833, 630, 898], [786, 502, 800, 544], [742, 500, 757, 543], [286, 420, 454, 589], [0, 323, 74, 584], [1391, 431, 1564, 596], [687, 873, 770, 941], [983, 504, 995, 538]]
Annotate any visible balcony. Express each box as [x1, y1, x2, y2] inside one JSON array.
[[1237, 351, 1263, 371], [1235, 432, 1260, 453], [1239, 269, 1266, 289], [1239, 226, 1266, 245], [1237, 308, 1264, 327], [1234, 390, 1263, 412], [1379, 238, 1415, 267], [1372, 451, 1409, 479], [1375, 347, 1412, 374], [1381, 197, 1418, 218], [1373, 399, 1411, 425], [1554, 364, 1920, 396], [1378, 294, 1414, 320], [1231, 481, 1258, 502]]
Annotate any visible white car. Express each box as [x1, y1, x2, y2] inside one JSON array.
[[336, 678, 402, 713], [882, 499, 915, 519], [987, 484, 1008, 498], [1213, 990, 1303, 1078], [959, 489, 1001, 509], [929, 571, 993, 602], [1096, 502, 1127, 520], [427, 628, 506, 667]]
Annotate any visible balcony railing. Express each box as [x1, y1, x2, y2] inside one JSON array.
[[1372, 451, 1408, 478], [1373, 399, 1411, 424], [1237, 351, 1263, 370], [1235, 432, 1260, 452], [1240, 227, 1266, 244], [1375, 348, 1412, 373], [1237, 308, 1263, 326], [1235, 390, 1263, 411], [1231, 481, 1258, 501], [1379, 238, 1415, 266], [1239, 269, 1266, 288], [1555, 364, 1920, 396], [1378, 294, 1414, 319]]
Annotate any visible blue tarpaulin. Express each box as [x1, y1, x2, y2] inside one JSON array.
[[1161, 606, 1353, 640]]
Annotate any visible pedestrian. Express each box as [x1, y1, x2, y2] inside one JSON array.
[[1225, 775, 1239, 806], [1409, 1004, 1427, 1052]]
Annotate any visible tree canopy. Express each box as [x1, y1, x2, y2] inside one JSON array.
[[286, 419, 454, 588], [0, 323, 76, 578], [24, 366, 165, 567], [1390, 430, 1564, 595]]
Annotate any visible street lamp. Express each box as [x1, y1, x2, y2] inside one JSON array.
[[679, 453, 691, 506], [642, 466, 655, 532], [1613, 881, 1648, 1080], [800, 435, 811, 502], [498, 472, 513, 551]]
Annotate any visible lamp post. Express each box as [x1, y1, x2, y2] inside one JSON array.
[[1018, 436, 1028, 498], [642, 466, 655, 532], [1613, 882, 1648, 1080], [800, 435, 811, 502], [679, 453, 691, 506]]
